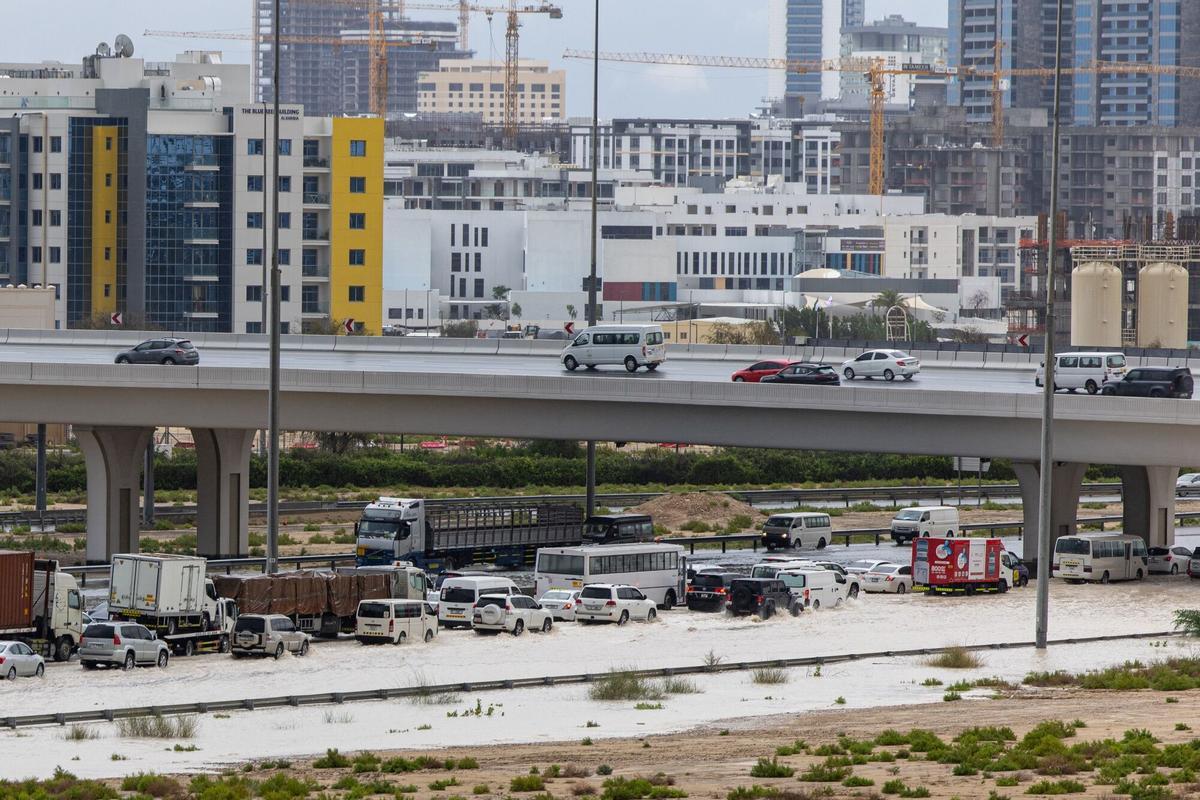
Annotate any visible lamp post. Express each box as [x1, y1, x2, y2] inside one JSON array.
[[1034, 0, 1067, 649], [585, 0, 600, 517], [266, 0, 282, 574]]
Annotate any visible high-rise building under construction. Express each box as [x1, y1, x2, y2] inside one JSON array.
[[252, 1, 470, 117]]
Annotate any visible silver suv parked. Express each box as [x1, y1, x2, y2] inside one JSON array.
[[231, 614, 310, 659], [79, 622, 170, 670]]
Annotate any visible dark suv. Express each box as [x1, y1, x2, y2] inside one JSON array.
[[726, 578, 798, 619], [686, 571, 738, 611], [1101, 367, 1193, 399]]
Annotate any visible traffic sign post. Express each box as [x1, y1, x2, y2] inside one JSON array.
[[343, 318, 355, 334], [564, 321, 575, 336], [109, 312, 122, 326], [1017, 333, 1029, 348]]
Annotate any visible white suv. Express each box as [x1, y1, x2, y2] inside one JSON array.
[[575, 584, 657, 624], [472, 594, 554, 636]]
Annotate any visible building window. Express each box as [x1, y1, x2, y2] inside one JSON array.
[[105, 173, 112, 187], [349, 248, 366, 266], [49, 210, 60, 227], [349, 140, 366, 157], [247, 212, 263, 229], [247, 248, 263, 265], [349, 176, 366, 193], [31, 210, 41, 226], [105, 136, 113, 151], [303, 139, 319, 158], [474, 252, 481, 271], [278, 139, 292, 156], [278, 249, 291, 265], [247, 175, 263, 192], [49, 173, 61, 190], [474, 279, 484, 298], [348, 285, 365, 302], [481, 227, 488, 247], [104, 210, 112, 224], [246, 321, 262, 334], [278, 212, 291, 229], [246, 285, 263, 302], [451, 252, 461, 272], [32, 136, 42, 154], [348, 212, 366, 229], [32, 174, 42, 190], [49, 136, 61, 153], [278, 176, 291, 192], [248, 139, 264, 156], [49, 247, 60, 263], [31, 246, 41, 263], [104, 246, 111, 261], [280, 285, 290, 302]]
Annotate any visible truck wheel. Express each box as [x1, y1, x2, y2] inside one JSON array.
[[157, 650, 169, 669], [123, 651, 136, 671], [1136, 569, 1144, 580], [849, 584, 860, 599], [299, 640, 310, 656], [166, 619, 178, 637], [219, 636, 230, 653], [274, 643, 285, 660], [511, 619, 524, 637], [183, 639, 196, 657], [810, 599, 820, 611], [998, 579, 1009, 593], [54, 637, 71, 663], [662, 590, 676, 610], [1100, 571, 1110, 584], [563, 355, 578, 371], [761, 601, 775, 620], [202, 612, 212, 632]]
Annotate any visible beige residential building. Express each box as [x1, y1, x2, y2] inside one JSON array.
[[417, 59, 565, 124]]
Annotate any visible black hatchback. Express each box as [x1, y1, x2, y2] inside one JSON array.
[[726, 577, 798, 619], [761, 363, 840, 386], [115, 338, 200, 366], [1100, 367, 1192, 399]]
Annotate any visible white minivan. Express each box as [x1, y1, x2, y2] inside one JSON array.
[[761, 512, 833, 551], [889, 506, 959, 544], [777, 568, 844, 610], [1035, 352, 1127, 394], [438, 576, 520, 628], [561, 325, 666, 373], [355, 599, 438, 645]]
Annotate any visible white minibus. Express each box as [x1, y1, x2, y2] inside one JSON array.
[[777, 569, 844, 610], [438, 576, 519, 628], [1052, 533, 1149, 583], [560, 325, 666, 373], [534, 543, 686, 608], [761, 512, 833, 550], [889, 506, 959, 544], [1035, 352, 1127, 394], [355, 599, 438, 645]]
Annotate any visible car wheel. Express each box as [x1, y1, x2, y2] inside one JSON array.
[[1085, 380, 1098, 395], [157, 649, 169, 669], [424, 628, 434, 642], [843, 368, 855, 380], [904, 374, 914, 381], [541, 617, 553, 633], [733, 376, 745, 382], [624, 356, 638, 373], [116, 356, 131, 364], [82, 661, 97, 670], [35, 662, 44, 678], [896, 583, 907, 595], [1136, 569, 1144, 580], [1101, 385, 1116, 395], [998, 579, 1008, 593], [1149, 388, 1166, 398], [646, 364, 658, 372], [4, 666, 14, 681], [219, 636, 230, 653], [762, 601, 775, 620], [511, 619, 524, 637], [123, 651, 136, 670], [790, 602, 802, 617], [810, 599, 820, 611], [662, 590, 677, 610], [618, 610, 630, 626], [161, 357, 176, 365], [299, 640, 310, 656], [1100, 571, 1110, 584], [849, 584, 859, 599], [646, 608, 657, 622], [883, 369, 895, 382], [817, 537, 827, 550], [274, 643, 284, 660], [564, 355, 578, 371]]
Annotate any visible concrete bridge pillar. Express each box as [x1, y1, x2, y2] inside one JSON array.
[[77, 425, 153, 563], [1011, 460, 1089, 570], [1118, 465, 1179, 548], [192, 428, 256, 558]]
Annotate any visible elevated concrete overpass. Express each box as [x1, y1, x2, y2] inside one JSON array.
[[0, 358, 1191, 563]]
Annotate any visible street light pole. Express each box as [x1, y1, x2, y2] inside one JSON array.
[[585, 0, 600, 518], [266, 0, 283, 575], [1034, 0, 1067, 649]]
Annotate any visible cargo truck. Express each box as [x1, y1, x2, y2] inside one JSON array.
[[911, 537, 1026, 594], [213, 564, 424, 638], [355, 497, 586, 569], [0, 550, 83, 662]]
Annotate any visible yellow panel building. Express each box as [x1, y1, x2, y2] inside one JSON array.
[[328, 117, 383, 335]]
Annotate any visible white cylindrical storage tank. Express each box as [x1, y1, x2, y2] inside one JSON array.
[[1137, 261, 1188, 349], [1070, 261, 1122, 348]]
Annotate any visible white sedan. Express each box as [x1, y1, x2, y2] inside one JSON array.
[[841, 350, 920, 382], [844, 559, 893, 577], [537, 589, 582, 621], [862, 564, 914, 594], [1148, 546, 1194, 576], [0, 641, 45, 679]]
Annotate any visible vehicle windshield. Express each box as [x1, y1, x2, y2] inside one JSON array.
[[358, 602, 390, 618], [580, 586, 612, 599], [540, 590, 573, 601], [442, 587, 477, 604], [475, 596, 506, 608], [1148, 547, 1169, 556], [234, 617, 265, 633], [764, 516, 793, 527], [692, 574, 727, 589], [1107, 355, 1126, 368], [360, 519, 408, 539], [895, 510, 923, 521], [83, 624, 114, 639], [1055, 538, 1091, 555]]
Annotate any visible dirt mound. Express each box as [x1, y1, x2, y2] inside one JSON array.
[[630, 492, 766, 533]]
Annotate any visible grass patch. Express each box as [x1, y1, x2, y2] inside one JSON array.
[[661, 677, 700, 695], [600, 776, 686, 800], [750, 667, 788, 685], [429, 778, 460, 792], [323, 709, 355, 724], [925, 646, 983, 669], [115, 715, 197, 739], [943, 691, 963, 702], [634, 702, 664, 711], [510, 776, 546, 793], [797, 760, 849, 782], [63, 725, 100, 741], [121, 773, 184, 798], [775, 740, 807, 757], [313, 749, 352, 769], [919, 677, 943, 687], [842, 776, 873, 787], [589, 672, 666, 702], [1024, 779, 1085, 794], [749, 758, 794, 779]]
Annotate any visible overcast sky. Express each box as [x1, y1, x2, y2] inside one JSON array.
[[9, 1, 945, 118]]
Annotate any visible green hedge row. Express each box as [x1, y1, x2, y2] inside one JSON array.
[[0, 446, 1125, 494]]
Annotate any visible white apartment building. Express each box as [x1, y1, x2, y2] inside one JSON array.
[[882, 214, 1036, 295], [416, 59, 565, 125]]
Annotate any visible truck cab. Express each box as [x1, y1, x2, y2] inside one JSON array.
[[355, 498, 427, 566], [36, 566, 83, 661]]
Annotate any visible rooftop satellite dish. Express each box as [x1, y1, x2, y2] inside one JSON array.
[[95, 42, 112, 57], [114, 34, 135, 58]]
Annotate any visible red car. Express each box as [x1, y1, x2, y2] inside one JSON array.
[[731, 358, 794, 382]]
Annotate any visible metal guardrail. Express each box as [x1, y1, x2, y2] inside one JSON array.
[[1, 630, 1177, 729], [0, 482, 1130, 530]]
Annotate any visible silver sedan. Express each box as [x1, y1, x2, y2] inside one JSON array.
[[0, 641, 44, 679], [841, 350, 920, 382]]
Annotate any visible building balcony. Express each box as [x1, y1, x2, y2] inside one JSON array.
[[184, 155, 221, 171], [303, 192, 330, 206], [302, 228, 330, 243], [302, 263, 329, 279], [302, 301, 329, 316], [303, 156, 329, 170]]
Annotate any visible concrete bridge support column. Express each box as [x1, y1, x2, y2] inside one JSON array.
[[77, 425, 154, 563], [1012, 460, 1089, 571], [1118, 465, 1179, 548], [193, 428, 255, 558]]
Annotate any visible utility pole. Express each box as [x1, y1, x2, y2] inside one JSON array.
[[1035, 0, 1067, 650], [260, 99, 269, 460], [35, 424, 46, 525], [584, 0, 600, 518], [266, 0, 282, 575]]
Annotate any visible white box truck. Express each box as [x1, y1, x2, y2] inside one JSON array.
[[108, 554, 220, 635]]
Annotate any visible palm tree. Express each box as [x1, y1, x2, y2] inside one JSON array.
[[872, 289, 903, 314], [565, 304, 578, 321]]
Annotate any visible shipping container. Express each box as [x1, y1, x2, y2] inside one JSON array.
[[0, 550, 34, 630]]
